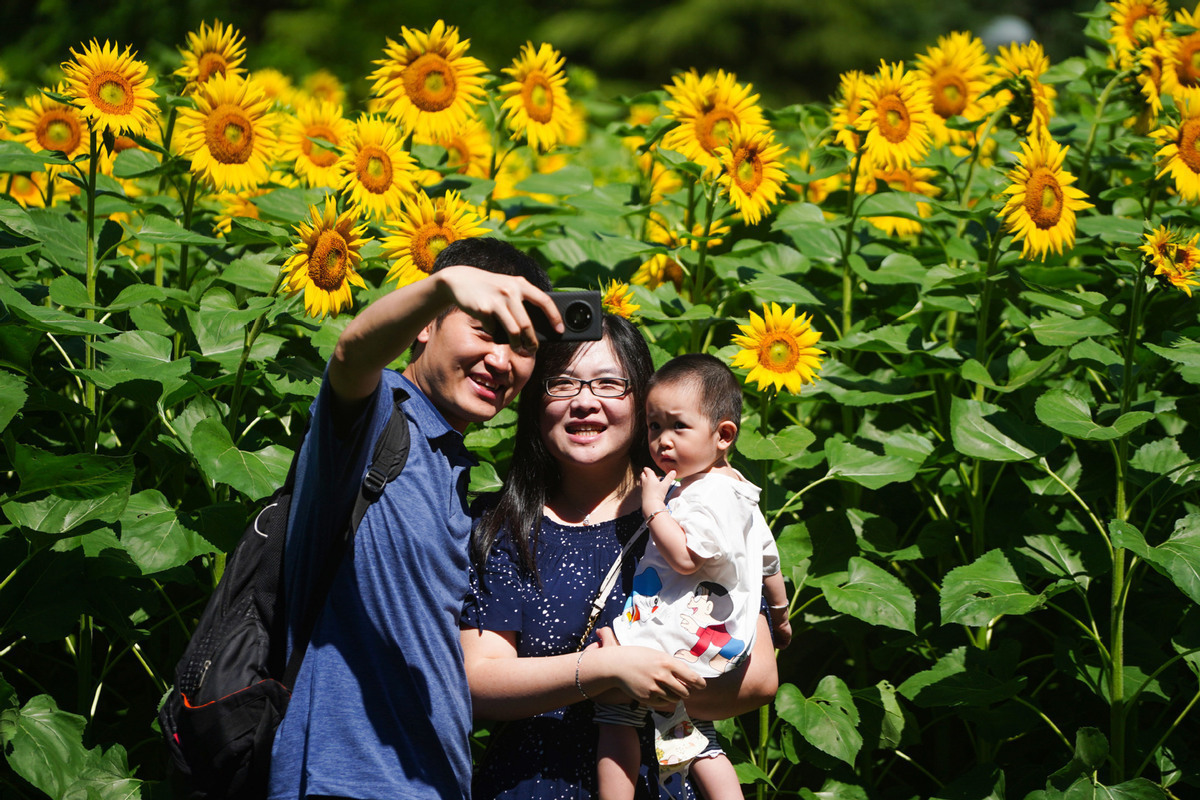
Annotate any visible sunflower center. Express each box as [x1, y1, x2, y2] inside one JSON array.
[[308, 230, 349, 290], [1178, 37, 1200, 86], [113, 135, 138, 153], [36, 110, 83, 154], [932, 71, 969, 118], [1178, 118, 1200, 174], [697, 108, 738, 154], [1023, 166, 1064, 229], [733, 148, 763, 193], [302, 124, 340, 167], [197, 52, 230, 84], [355, 146, 394, 194], [759, 333, 800, 373], [91, 72, 135, 115], [205, 104, 255, 164], [403, 53, 459, 112], [876, 95, 911, 143], [412, 226, 453, 274], [446, 140, 469, 172], [521, 73, 555, 124]]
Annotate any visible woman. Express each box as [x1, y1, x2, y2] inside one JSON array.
[[460, 314, 779, 799]]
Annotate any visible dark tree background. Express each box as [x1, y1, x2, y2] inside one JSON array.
[[1, 0, 1104, 107]]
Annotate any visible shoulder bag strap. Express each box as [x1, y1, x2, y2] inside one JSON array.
[[577, 517, 650, 650]]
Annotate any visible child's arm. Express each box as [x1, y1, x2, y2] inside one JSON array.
[[763, 571, 792, 649], [640, 467, 709, 575]]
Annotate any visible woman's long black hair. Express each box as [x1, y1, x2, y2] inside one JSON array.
[[470, 314, 654, 580]]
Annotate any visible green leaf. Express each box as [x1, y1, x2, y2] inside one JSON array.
[[775, 677, 862, 766], [1140, 514, 1200, 605], [1062, 777, 1167, 800], [950, 396, 1055, 462], [132, 214, 220, 246], [468, 461, 502, 494], [1070, 338, 1122, 367], [1130, 439, 1198, 485], [731, 759, 773, 788], [191, 418, 292, 500], [1029, 313, 1118, 347], [515, 165, 594, 196], [0, 139, 69, 172], [62, 742, 144, 800], [825, 440, 922, 490], [0, 370, 28, 433], [0, 198, 39, 239], [3, 493, 131, 534], [1074, 727, 1109, 770], [897, 645, 1026, 707], [1145, 337, 1200, 368], [118, 490, 218, 574], [29, 209, 87, 269], [1035, 388, 1154, 441], [1109, 520, 1151, 559], [188, 288, 282, 370], [823, 557, 916, 633], [3, 693, 89, 799], [772, 203, 842, 262], [849, 252, 927, 285], [0, 284, 116, 335], [251, 186, 331, 222], [851, 680, 905, 750], [941, 549, 1046, 626], [741, 274, 822, 306], [111, 147, 161, 178], [738, 425, 816, 461], [10, 444, 135, 500]]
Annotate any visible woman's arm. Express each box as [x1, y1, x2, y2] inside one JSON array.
[[461, 626, 707, 721], [683, 614, 778, 720]]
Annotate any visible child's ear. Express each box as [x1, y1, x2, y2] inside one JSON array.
[[715, 420, 738, 451]]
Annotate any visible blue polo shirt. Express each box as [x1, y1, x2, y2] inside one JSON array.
[[269, 370, 476, 800]]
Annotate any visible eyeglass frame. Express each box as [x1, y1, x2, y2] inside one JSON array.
[[543, 376, 632, 398]]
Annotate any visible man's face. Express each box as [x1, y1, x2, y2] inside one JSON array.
[[408, 309, 536, 432]]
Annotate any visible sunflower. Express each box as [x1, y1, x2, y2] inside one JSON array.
[[1152, 93, 1200, 201], [9, 85, 88, 176], [994, 42, 1057, 134], [1159, 7, 1200, 97], [178, 73, 278, 191], [715, 128, 788, 226], [299, 69, 346, 107], [499, 42, 572, 153], [175, 20, 246, 92], [382, 190, 489, 287], [369, 20, 488, 141], [337, 115, 418, 222], [61, 39, 157, 135], [1130, 23, 1172, 133], [1110, 0, 1169, 69], [251, 68, 295, 108], [600, 280, 640, 319], [633, 251, 685, 291], [1000, 131, 1092, 261], [414, 116, 493, 183], [281, 98, 352, 188], [859, 165, 941, 237], [856, 61, 935, 171], [914, 32, 993, 148], [661, 69, 768, 174], [281, 196, 369, 320], [731, 303, 825, 395], [832, 70, 871, 153], [1140, 225, 1200, 296]]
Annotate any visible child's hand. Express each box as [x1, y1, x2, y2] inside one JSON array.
[[640, 467, 675, 518], [769, 606, 793, 649]]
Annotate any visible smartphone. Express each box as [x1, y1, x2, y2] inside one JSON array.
[[526, 290, 603, 343]]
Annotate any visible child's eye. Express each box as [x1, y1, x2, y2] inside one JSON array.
[[674, 422, 688, 430], [648, 422, 660, 431]]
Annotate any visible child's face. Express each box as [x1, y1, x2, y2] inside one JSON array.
[[645, 382, 725, 480]]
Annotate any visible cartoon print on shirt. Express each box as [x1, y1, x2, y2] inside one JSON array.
[[623, 567, 663, 624], [674, 581, 746, 674]]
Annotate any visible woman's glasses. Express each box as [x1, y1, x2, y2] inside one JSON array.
[[543, 376, 631, 398]]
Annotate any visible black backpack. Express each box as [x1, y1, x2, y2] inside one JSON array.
[[159, 388, 411, 800]]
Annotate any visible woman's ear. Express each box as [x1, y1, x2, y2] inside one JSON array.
[[715, 420, 738, 451]]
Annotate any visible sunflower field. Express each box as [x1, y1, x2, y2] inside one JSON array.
[[2, 1, 1200, 798]]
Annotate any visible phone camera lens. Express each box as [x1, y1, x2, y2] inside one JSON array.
[[564, 300, 593, 332]]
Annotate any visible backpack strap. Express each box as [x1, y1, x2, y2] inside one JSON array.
[[282, 387, 412, 688]]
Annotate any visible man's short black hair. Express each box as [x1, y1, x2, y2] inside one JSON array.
[[431, 237, 550, 292], [648, 353, 742, 439]]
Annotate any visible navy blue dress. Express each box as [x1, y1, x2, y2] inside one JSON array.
[[461, 510, 695, 800]]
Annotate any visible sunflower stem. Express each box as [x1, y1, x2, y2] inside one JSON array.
[[84, 129, 100, 433], [1078, 71, 1126, 192], [227, 270, 287, 440], [973, 228, 1004, 392], [840, 147, 865, 340], [689, 186, 717, 352], [956, 106, 1003, 236], [174, 174, 200, 361]]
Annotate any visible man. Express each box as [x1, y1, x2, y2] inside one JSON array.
[[269, 238, 561, 800]]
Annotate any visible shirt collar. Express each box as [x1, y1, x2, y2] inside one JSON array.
[[396, 374, 479, 465]]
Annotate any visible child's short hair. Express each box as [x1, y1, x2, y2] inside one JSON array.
[[648, 353, 742, 437]]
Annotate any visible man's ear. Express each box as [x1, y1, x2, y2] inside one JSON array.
[[415, 321, 436, 346], [715, 420, 738, 451]]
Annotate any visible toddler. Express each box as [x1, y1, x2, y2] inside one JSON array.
[[597, 354, 791, 800]]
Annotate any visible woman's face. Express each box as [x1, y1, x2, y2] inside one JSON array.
[[539, 337, 638, 474]]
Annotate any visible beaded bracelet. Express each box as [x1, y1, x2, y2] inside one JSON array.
[[575, 649, 591, 700]]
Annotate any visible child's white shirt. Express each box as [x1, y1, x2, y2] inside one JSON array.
[[611, 470, 780, 678]]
